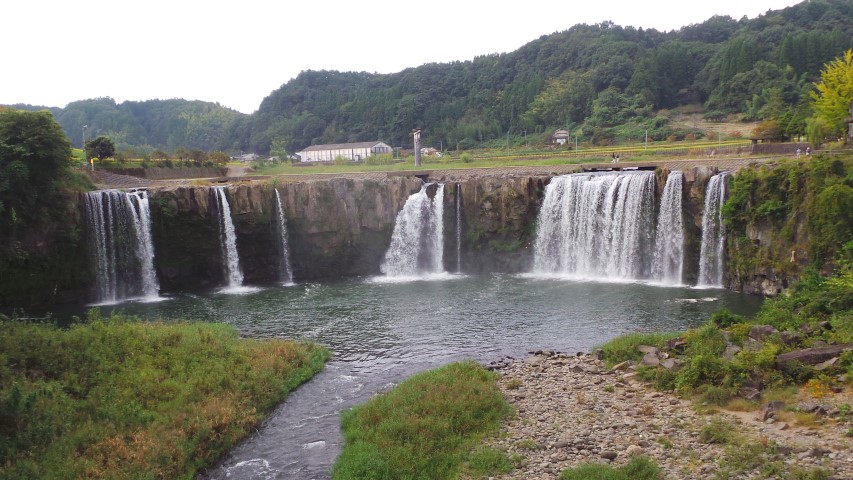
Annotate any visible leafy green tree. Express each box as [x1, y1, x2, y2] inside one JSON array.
[[0, 108, 72, 227], [84, 136, 115, 161], [810, 49, 853, 138]]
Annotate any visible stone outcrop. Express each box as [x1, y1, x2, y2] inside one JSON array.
[[148, 177, 424, 291]]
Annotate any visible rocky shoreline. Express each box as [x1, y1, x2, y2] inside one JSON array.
[[481, 352, 853, 480]]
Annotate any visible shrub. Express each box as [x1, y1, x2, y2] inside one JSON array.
[[710, 308, 744, 328], [460, 153, 473, 163]]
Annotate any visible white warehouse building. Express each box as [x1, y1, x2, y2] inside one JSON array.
[[297, 141, 393, 162]]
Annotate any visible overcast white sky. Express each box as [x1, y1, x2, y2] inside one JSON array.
[[3, 0, 801, 114]]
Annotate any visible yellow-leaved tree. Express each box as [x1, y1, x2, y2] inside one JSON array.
[[809, 49, 853, 142]]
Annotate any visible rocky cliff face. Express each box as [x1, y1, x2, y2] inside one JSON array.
[[148, 177, 424, 291], [146, 170, 723, 294], [5, 166, 800, 307]]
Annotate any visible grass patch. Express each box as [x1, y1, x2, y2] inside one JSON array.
[[559, 456, 663, 480], [331, 361, 511, 480], [698, 417, 741, 445], [0, 311, 329, 479], [596, 332, 681, 367], [465, 446, 516, 477]]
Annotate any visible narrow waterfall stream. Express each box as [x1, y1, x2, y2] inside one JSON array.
[[380, 183, 446, 277], [213, 186, 244, 289], [698, 172, 729, 287], [456, 183, 462, 273], [274, 189, 295, 285], [651, 171, 685, 285], [532, 171, 656, 280], [84, 189, 160, 303]]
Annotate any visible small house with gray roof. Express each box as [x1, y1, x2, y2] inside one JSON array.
[[297, 141, 392, 162]]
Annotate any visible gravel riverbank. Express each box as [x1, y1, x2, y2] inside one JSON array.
[[481, 352, 853, 480]]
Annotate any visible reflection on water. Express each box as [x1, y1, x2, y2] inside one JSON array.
[[59, 275, 762, 479]]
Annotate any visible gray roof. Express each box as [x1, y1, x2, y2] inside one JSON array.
[[299, 141, 388, 152]]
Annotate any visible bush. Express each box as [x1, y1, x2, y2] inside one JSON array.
[[460, 153, 473, 163]]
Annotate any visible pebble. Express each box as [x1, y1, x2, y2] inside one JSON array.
[[479, 353, 853, 480]]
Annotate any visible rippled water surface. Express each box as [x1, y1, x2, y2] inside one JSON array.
[[80, 274, 762, 479]]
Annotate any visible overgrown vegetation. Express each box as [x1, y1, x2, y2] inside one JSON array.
[[0, 108, 94, 307], [723, 154, 853, 278], [331, 361, 511, 480], [0, 311, 330, 479], [601, 260, 853, 397]]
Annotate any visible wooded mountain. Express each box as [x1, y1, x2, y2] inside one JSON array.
[[7, 0, 853, 154]]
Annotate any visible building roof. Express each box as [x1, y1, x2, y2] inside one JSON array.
[[298, 141, 388, 153], [553, 129, 570, 137]]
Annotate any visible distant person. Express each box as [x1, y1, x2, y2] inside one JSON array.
[[806, 146, 811, 156], [615, 153, 620, 163], [710, 149, 716, 156], [611, 153, 616, 163], [796, 148, 801, 158]]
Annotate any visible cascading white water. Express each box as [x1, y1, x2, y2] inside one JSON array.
[[380, 183, 445, 277], [456, 183, 462, 273], [130, 191, 159, 297], [274, 189, 294, 285], [84, 189, 160, 303], [651, 171, 685, 285], [532, 171, 656, 280], [698, 172, 729, 287], [213, 186, 244, 288]]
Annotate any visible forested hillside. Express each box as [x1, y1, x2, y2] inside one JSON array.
[[6, 0, 853, 155], [7, 98, 247, 154]]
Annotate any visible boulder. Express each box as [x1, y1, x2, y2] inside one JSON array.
[[749, 325, 779, 341], [641, 353, 660, 366], [775, 343, 853, 368]]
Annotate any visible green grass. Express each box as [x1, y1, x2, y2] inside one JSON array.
[[0, 310, 330, 479], [596, 332, 681, 367], [559, 456, 663, 480], [331, 361, 512, 480]]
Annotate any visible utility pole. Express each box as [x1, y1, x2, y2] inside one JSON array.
[[413, 128, 422, 167], [645, 129, 648, 149], [506, 131, 510, 152]]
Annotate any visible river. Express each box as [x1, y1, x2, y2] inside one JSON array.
[[72, 273, 762, 479]]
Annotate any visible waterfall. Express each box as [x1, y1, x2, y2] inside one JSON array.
[[651, 171, 684, 285], [698, 172, 729, 287], [274, 188, 294, 285], [213, 186, 244, 288], [381, 183, 445, 277], [84, 189, 160, 303], [532, 171, 656, 280], [456, 183, 462, 273]]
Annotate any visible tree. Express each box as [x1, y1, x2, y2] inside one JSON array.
[[0, 108, 72, 227], [85, 136, 115, 161], [810, 49, 853, 138]]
